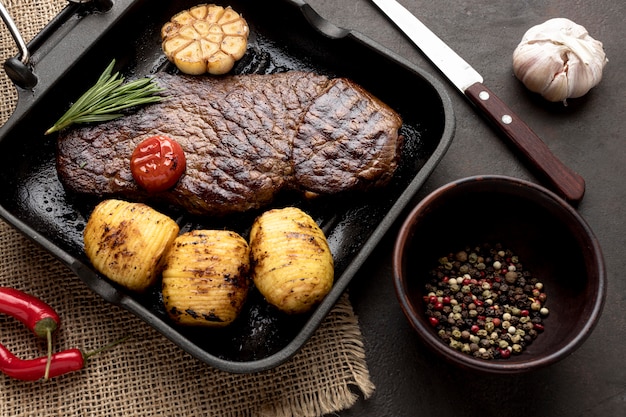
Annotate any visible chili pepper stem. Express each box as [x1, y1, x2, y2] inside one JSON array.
[[44, 329, 52, 380], [83, 334, 131, 361]]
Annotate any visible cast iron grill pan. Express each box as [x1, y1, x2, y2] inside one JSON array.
[[0, 0, 454, 373]]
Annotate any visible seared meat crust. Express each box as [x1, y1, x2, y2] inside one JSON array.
[[56, 71, 402, 216]]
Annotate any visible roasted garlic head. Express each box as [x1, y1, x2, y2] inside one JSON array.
[[512, 18, 608, 103], [161, 4, 249, 75]]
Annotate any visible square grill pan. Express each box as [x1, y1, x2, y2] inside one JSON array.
[[0, 0, 454, 373]]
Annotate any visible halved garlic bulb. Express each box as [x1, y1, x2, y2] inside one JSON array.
[[161, 4, 249, 75], [512, 18, 608, 103]]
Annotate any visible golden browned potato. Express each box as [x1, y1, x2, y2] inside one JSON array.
[[249, 207, 334, 314], [162, 230, 250, 327], [161, 4, 249, 75], [83, 199, 179, 292]]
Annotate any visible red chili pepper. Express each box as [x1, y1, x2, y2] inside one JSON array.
[[0, 344, 83, 381], [0, 287, 62, 379], [0, 287, 129, 381], [0, 335, 130, 381], [0, 287, 60, 338]]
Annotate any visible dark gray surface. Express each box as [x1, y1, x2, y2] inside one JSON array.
[[305, 1, 625, 416]]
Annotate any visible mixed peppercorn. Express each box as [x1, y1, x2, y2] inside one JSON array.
[[424, 244, 549, 360]]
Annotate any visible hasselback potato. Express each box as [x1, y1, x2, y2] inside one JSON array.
[[83, 199, 180, 292], [162, 230, 250, 327], [249, 207, 334, 314]]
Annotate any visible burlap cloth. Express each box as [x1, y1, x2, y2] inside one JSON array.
[[0, 1, 375, 415]]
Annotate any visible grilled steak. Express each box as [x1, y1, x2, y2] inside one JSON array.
[[56, 71, 403, 216]]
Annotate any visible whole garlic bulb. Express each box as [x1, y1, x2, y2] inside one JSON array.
[[512, 18, 608, 103]]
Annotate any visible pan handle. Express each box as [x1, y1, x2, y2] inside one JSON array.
[[0, 0, 113, 89], [0, 0, 37, 88]]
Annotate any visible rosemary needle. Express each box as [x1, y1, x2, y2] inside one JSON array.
[[45, 59, 165, 135]]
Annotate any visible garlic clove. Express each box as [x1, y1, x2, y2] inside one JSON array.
[[513, 43, 568, 96], [512, 18, 608, 103], [543, 69, 569, 103]]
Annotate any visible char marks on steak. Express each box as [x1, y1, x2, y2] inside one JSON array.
[[56, 71, 403, 216]]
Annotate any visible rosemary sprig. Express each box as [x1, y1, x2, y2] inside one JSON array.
[[45, 59, 165, 135]]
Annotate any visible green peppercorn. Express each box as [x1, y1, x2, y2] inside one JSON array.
[[456, 251, 468, 262], [505, 271, 518, 284], [449, 340, 463, 350]]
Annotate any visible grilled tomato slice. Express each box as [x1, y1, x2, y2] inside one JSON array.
[[130, 135, 186, 193]]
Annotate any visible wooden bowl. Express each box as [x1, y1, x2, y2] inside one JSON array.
[[392, 175, 606, 373]]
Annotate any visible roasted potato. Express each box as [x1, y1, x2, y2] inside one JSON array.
[[161, 4, 249, 75], [249, 207, 334, 314], [162, 230, 250, 327], [83, 199, 179, 292]]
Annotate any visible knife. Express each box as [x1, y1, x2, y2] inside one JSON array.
[[370, 0, 585, 204]]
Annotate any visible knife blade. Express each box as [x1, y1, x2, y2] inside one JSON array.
[[370, 0, 585, 204]]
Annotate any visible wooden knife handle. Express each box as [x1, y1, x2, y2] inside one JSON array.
[[465, 82, 585, 204]]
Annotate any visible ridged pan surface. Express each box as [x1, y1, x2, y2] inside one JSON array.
[[0, 0, 454, 372]]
